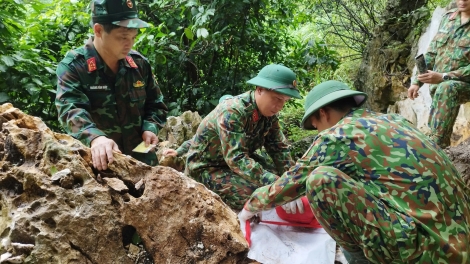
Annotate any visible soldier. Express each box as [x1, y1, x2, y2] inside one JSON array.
[[240, 81, 470, 263], [55, 0, 167, 170], [186, 64, 302, 209], [162, 95, 234, 158], [408, 0, 470, 148]]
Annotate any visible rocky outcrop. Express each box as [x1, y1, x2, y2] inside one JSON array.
[[0, 103, 248, 263], [156, 111, 202, 171], [354, 0, 427, 112], [446, 138, 470, 187]]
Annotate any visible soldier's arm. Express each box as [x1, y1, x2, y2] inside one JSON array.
[[55, 60, 107, 146], [176, 139, 192, 157], [142, 61, 165, 135], [244, 134, 350, 212], [217, 108, 278, 185], [263, 118, 295, 174]]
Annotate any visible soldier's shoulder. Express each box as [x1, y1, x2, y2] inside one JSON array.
[[129, 50, 150, 63], [444, 8, 458, 17], [60, 47, 86, 65]]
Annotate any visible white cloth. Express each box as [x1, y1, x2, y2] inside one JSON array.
[[244, 208, 336, 264]]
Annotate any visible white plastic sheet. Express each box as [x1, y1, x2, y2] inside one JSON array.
[[241, 209, 336, 264]]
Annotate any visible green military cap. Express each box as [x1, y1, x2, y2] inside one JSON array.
[[247, 64, 302, 99], [91, 0, 149, 28], [301, 80, 367, 130]]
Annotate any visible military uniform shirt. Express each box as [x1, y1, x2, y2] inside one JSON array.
[[56, 38, 165, 163], [413, 8, 470, 85], [186, 91, 294, 185], [245, 108, 470, 263]]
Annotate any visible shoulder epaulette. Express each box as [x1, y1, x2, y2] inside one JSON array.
[[61, 49, 84, 64]]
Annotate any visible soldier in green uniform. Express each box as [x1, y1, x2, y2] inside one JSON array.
[[408, 0, 470, 148], [240, 81, 470, 263], [55, 0, 167, 170], [186, 64, 302, 209]]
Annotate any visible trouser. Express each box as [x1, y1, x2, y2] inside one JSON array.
[[306, 166, 424, 263], [429, 80, 470, 148], [190, 154, 277, 210]]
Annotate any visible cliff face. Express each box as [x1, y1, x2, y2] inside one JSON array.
[[355, 0, 470, 147], [0, 103, 248, 263]]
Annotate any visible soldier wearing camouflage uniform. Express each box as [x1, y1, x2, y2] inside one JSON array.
[[240, 81, 470, 263], [408, 1, 470, 148], [55, 0, 167, 170], [186, 64, 301, 209]]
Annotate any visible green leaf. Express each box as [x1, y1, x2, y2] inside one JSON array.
[[1, 56, 14, 66], [184, 28, 194, 40], [50, 166, 58, 176], [169, 44, 179, 51], [196, 28, 208, 39]]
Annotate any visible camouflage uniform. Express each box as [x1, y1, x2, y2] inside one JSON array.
[[187, 91, 295, 209], [55, 38, 166, 165], [412, 8, 470, 148], [176, 139, 192, 157], [245, 108, 470, 263]]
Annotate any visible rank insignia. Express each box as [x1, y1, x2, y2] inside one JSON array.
[[126, 56, 138, 68], [87, 57, 97, 72], [133, 80, 145, 88], [252, 110, 260, 122]]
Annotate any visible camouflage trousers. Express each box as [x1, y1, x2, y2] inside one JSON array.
[[306, 166, 425, 263], [429, 80, 470, 148], [190, 154, 277, 210]]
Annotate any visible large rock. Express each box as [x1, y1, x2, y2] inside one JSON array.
[[0, 103, 248, 263]]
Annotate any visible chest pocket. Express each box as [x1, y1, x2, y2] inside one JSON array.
[[84, 85, 116, 108], [245, 119, 269, 152], [457, 38, 470, 63], [129, 87, 146, 110], [434, 33, 449, 48]]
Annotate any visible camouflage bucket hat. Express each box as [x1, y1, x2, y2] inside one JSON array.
[[91, 0, 149, 28], [301, 80, 367, 130], [246, 64, 302, 99]]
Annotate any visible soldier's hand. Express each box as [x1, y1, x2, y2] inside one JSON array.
[[90, 136, 121, 170], [407, 84, 420, 100], [282, 197, 305, 214], [416, 70, 443, 84], [163, 149, 177, 157], [142, 131, 159, 147]]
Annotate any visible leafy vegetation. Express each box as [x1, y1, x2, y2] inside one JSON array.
[[0, 0, 452, 142]]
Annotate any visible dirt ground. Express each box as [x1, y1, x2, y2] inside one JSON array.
[[445, 138, 470, 187]]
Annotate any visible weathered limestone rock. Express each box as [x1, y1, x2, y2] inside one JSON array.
[[446, 138, 470, 188], [156, 111, 202, 171], [0, 103, 248, 263]]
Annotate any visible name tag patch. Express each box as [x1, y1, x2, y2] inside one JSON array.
[[90, 85, 108, 90]]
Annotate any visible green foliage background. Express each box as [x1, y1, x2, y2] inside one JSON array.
[[0, 0, 451, 142]]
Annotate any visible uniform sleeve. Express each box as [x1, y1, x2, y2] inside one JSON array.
[[244, 134, 353, 212], [264, 118, 295, 174], [55, 60, 107, 146], [176, 139, 192, 156], [141, 62, 165, 135], [217, 108, 278, 185]]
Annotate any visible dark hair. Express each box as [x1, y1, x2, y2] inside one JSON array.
[[312, 96, 358, 120]]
